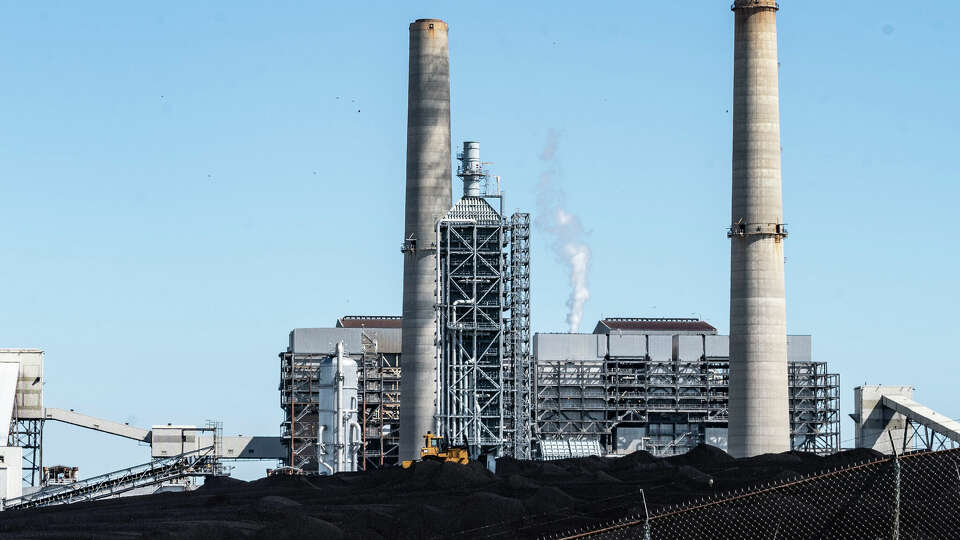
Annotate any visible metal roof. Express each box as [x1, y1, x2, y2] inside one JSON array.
[[593, 317, 718, 335], [336, 316, 402, 329], [444, 196, 502, 222], [881, 394, 960, 445]]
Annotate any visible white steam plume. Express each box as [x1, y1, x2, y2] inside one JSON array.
[[536, 130, 591, 332]]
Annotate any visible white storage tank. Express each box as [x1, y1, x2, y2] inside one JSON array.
[[316, 342, 361, 475]]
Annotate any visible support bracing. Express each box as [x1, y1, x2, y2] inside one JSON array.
[[435, 142, 532, 458], [8, 418, 43, 486]]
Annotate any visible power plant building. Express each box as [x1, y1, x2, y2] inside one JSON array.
[[281, 140, 533, 471], [280, 318, 401, 471], [280, 316, 838, 471], [281, 7, 834, 473], [535, 318, 839, 456]]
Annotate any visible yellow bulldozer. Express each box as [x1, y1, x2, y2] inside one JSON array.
[[400, 432, 469, 468]]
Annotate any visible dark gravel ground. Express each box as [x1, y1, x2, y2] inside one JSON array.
[[0, 445, 883, 539]]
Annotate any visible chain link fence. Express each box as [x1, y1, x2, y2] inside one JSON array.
[[551, 448, 960, 539]]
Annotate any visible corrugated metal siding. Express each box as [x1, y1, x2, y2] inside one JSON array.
[[648, 335, 672, 362], [787, 335, 812, 363], [596, 318, 718, 334], [337, 316, 402, 329], [533, 334, 605, 362], [674, 335, 704, 362], [290, 328, 362, 354], [705, 335, 730, 357], [607, 334, 647, 357], [0, 349, 44, 419], [363, 328, 402, 354]]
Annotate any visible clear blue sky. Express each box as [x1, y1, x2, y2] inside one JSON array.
[[1, 2, 957, 479]]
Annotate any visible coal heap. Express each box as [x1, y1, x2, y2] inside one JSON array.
[[0, 446, 883, 539]]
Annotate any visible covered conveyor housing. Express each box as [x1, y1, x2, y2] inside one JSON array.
[[853, 385, 960, 454]]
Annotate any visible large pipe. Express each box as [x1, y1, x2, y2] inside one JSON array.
[[458, 141, 482, 197], [317, 425, 334, 475], [335, 341, 344, 472], [727, 0, 790, 458], [400, 18, 452, 461]]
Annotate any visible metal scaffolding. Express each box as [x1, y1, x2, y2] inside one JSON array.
[[506, 213, 533, 459], [435, 147, 532, 458], [535, 361, 608, 439], [279, 351, 323, 471], [280, 326, 401, 472], [359, 329, 401, 469], [788, 361, 841, 454], [535, 355, 839, 456], [436, 208, 505, 456]]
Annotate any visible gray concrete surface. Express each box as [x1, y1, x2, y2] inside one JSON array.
[[854, 385, 913, 454], [400, 19, 452, 460], [727, 0, 791, 458]]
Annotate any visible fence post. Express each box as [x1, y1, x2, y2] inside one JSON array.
[[888, 431, 901, 540], [641, 489, 651, 540]]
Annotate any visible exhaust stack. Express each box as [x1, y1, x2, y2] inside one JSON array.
[[727, 0, 790, 458], [399, 19, 452, 461]]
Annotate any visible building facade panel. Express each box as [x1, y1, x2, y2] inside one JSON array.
[[607, 334, 647, 357]]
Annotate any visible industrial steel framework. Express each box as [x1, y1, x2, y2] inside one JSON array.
[[435, 209, 502, 456], [281, 330, 402, 472], [8, 418, 43, 486], [535, 357, 839, 456], [900, 419, 960, 453], [358, 329, 401, 469], [3, 446, 217, 511], [788, 361, 841, 454], [506, 214, 533, 459], [279, 351, 323, 471], [435, 148, 532, 458], [535, 361, 607, 439]]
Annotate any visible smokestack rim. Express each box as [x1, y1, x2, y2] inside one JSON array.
[[730, 0, 779, 10], [410, 18, 449, 31]]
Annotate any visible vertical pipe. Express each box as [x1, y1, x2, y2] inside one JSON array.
[[400, 18, 452, 461], [335, 341, 344, 472], [728, 0, 790, 458]]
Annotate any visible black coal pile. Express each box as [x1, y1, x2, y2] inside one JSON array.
[[0, 446, 883, 539]]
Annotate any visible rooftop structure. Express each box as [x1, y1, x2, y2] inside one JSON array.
[[336, 316, 402, 329], [593, 318, 718, 335]]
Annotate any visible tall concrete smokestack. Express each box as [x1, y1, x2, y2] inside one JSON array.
[[400, 19, 452, 461], [727, 0, 790, 458]]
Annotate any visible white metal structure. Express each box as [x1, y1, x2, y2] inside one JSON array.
[[0, 447, 23, 501], [316, 342, 362, 475], [2, 349, 44, 485]]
